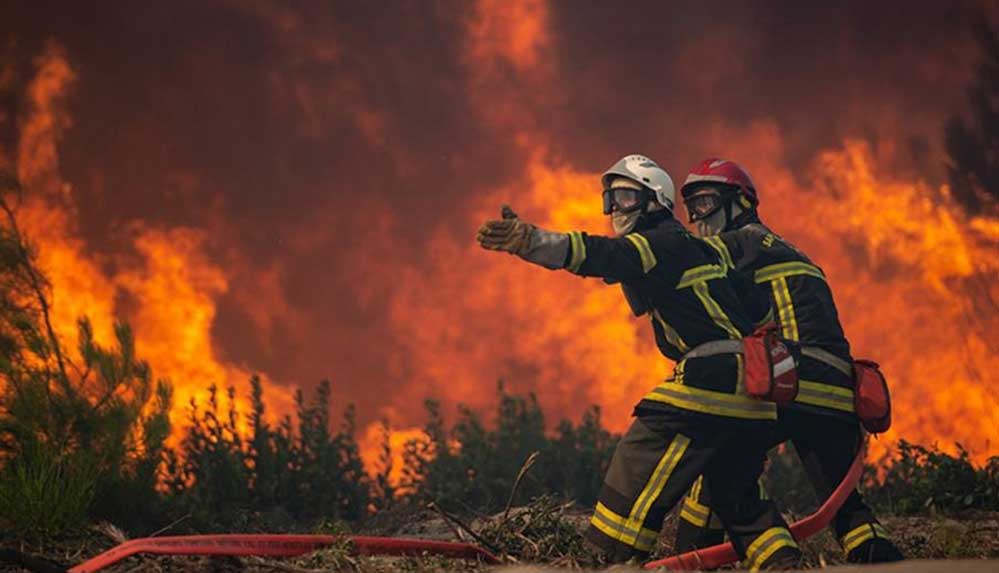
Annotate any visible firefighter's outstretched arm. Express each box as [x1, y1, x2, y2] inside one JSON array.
[[476, 205, 650, 281], [476, 205, 569, 270]]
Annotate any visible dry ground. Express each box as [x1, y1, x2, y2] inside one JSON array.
[[2, 510, 997, 572]]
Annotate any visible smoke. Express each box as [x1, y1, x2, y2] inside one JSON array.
[[0, 1, 995, 470]]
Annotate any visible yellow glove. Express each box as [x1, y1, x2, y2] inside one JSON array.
[[476, 204, 534, 255]]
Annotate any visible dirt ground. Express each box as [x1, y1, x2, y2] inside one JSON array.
[[2, 511, 997, 572]]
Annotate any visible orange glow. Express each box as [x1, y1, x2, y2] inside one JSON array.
[[371, 135, 998, 472], [11, 44, 294, 449], [359, 424, 428, 488], [6, 10, 997, 492]]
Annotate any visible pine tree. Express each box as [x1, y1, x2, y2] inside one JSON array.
[[0, 173, 172, 535]]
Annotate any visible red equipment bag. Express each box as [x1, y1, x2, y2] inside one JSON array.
[[742, 323, 798, 405], [853, 359, 891, 433]]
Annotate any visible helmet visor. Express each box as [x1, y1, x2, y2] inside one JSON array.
[[602, 187, 645, 215], [683, 188, 724, 222]]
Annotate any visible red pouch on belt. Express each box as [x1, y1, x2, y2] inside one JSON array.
[[853, 359, 891, 433], [742, 323, 798, 405]]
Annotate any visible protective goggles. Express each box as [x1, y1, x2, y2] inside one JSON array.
[[683, 187, 727, 222], [602, 186, 649, 215]]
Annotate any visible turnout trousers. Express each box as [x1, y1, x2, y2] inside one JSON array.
[[585, 411, 799, 569], [675, 408, 899, 560]]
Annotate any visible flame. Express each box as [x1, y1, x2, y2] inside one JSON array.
[[359, 424, 427, 487], [5, 7, 996, 488], [356, 2, 997, 475], [368, 136, 998, 470], [10, 44, 293, 446], [801, 141, 999, 462]]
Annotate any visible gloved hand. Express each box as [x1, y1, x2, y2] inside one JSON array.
[[476, 204, 535, 255]]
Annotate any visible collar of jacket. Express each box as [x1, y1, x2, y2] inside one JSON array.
[[634, 208, 675, 232], [725, 209, 763, 231]]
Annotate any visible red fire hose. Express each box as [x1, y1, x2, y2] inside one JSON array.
[[643, 438, 868, 570], [65, 441, 865, 573], [68, 534, 499, 573]]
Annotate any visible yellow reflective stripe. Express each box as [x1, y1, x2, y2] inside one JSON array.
[[680, 477, 714, 525], [691, 475, 703, 501], [590, 502, 659, 552], [745, 527, 798, 572], [796, 380, 855, 412], [567, 231, 586, 273], [753, 261, 825, 283], [624, 435, 690, 546], [652, 309, 690, 353], [693, 282, 743, 339], [624, 233, 657, 273], [758, 479, 770, 500], [771, 277, 799, 340], [644, 382, 777, 420], [735, 352, 745, 395], [676, 264, 727, 289], [841, 523, 889, 553], [702, 236, 734, 269], [679, 503, 709, 527]]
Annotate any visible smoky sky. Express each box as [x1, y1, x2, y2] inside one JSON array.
[[0, 0, 991, 426]]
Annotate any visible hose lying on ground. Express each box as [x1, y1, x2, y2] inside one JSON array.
[[2, 440, 865, 572], [66, 534, 500, 573]]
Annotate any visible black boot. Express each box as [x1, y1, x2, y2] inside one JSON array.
[[846, 537, 904, 564], [755, 546, 804, 571]]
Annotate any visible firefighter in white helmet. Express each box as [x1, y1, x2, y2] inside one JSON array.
[[476, 155, 801, 568]]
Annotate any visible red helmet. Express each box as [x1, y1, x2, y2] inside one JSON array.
[[680, 158, 758, 207]]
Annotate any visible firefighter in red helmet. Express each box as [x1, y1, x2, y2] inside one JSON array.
[[476, 155, 801, 569], [675, 158, 904, 563]]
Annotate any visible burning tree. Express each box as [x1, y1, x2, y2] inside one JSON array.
[[0, 173, 172, 535]]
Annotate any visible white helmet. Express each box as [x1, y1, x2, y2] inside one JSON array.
[[601, 154, 676, 212]]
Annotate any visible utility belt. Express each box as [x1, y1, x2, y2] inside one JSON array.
[[687, 338, 892, 433], [683, 323, 798, 405], [799, 347, 891, 433]]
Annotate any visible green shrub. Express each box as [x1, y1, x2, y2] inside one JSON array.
[[400, 382, 618, 514], [163, 378, 370, 530], [0, 176, 172, 534], [864, 440, 999, 514], [0, 445, 97, 536]]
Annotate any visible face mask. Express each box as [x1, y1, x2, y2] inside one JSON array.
[[694, 209, 728, 237], [605, 176, 645, 235], [612, 209, 642, 235]]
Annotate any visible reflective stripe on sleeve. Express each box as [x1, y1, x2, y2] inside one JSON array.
[[676, 264, 727, 289], [771, 277, 799, 340], [624, 233, 657, 273], [753, 261, 825, 283], [567, 231, 587, 273]]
